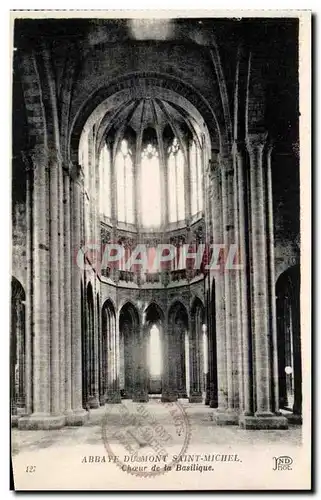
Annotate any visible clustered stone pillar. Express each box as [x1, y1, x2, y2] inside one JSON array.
[[188, 309, 203, 403], [133, 318, 149, 403], [86, 290, 100, 409], [105, 309, 121, 404], [18, 147, 53, 429], [24, 156, 33, 417], [205, 290, 217, 407], [162, 319, 178, 402], [208, 153, 228, 412], [176, 322, 188, 398], [234, 142, 252, 417], [265, 144, 280, 414], [63, 169, 72, 419], [19, 150, 89, 429], [213, 150, 238, 424], [238, 134, 287, 429], [208, 136, 287, 429], [68, 164, 88, 425]]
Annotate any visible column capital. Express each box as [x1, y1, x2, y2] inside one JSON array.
[[62, 161, 72, 175], [246, 132, 268, 155], [70, 163, 84, 184], [218, 150, 234, 175], [47, 147, 63, 167], [208, 156, 219, 180], [21, 145, 48, 170], [232, 140, 246, 156], [21, 150, 35, 172], [266, 140, 274, 158]]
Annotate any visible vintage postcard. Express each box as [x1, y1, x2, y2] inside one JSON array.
[[10, 10, 311, 490]]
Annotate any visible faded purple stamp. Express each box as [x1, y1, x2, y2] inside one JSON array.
[[101, 400, 191, 477]]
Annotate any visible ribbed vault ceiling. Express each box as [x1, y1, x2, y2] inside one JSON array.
[[98, 97, 203, 155]]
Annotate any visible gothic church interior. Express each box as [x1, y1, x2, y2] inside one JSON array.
[[11, 17, 301, 431]]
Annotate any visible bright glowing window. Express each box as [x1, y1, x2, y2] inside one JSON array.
[[168, 137, 185, 223], [190, 140, 203, 215], [141, 143, 161, 227], [99, 144, 111, 218], [149, 324, 162, 376], [116, 140, 134, 224]]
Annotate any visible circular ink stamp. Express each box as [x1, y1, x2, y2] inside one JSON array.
[[101, 399, 191, 478]]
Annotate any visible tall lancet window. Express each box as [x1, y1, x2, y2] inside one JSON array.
[[141, 143, 161, 227], [116, 139, 134, 224], [190, 140, 203, 215], [168, 137, 185, 223], [99, 144, 111, 218]]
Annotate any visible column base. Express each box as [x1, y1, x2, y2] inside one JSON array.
[[212, 408, 239, 425], [132, 392, 149, 403], [99, 395, 106, 406], [120, 389, 131, 399], [106, 392, 122, 404], [65, 409, 89, 426], [209, 399, 218, 409], [18, 413, 66, 430], [11, 415, 19, 427], [87, 396, 100, 409], [285, 413, 302, 425], [239, 413, 288, 430], [161, 392, 178, 402], [189, 392, 203, 403]]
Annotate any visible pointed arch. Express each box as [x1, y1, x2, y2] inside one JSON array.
[[276, 265, 301, 419], [119, 301, 140, 398], [144, 301, 165, 324]]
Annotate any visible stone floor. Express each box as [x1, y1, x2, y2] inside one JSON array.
[[11, 400, 303, 490], [12, 399, 302, 455]]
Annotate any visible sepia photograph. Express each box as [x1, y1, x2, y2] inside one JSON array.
[[10, 10, 311, 490]]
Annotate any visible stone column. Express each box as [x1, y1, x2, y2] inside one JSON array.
[[234, 142, 253, 416], [106, 312, 121, 403], [90, 291, 100, 409], [68, 164, 88, 425], [189, 311, 202, 403], [213, 151, 238, 424], [205, 162, 217, 408], [162, 320, 178, 402], [63, 170, 72, 418], [177, 323, 188, 398], [24, 156, 32, 416], [184, 140, 192, 225], [106, 310, 113, 402], [232, 148, 243, 413], [133, 319, 149, 403], [114, 314, 122, 402], [19, 147, 64, 429], [49, 150, 61, 417], [58, 158, 66, 415], [265, 144, 280, 414], [15, 300, 25, 414], [98, 303, 104, 405], [204, 292, 210, 405], [239, 134, 287, 429], [208, 154, 228, 412]]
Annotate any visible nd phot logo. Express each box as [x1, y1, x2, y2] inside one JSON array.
[[272, 456, 293, 471]]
